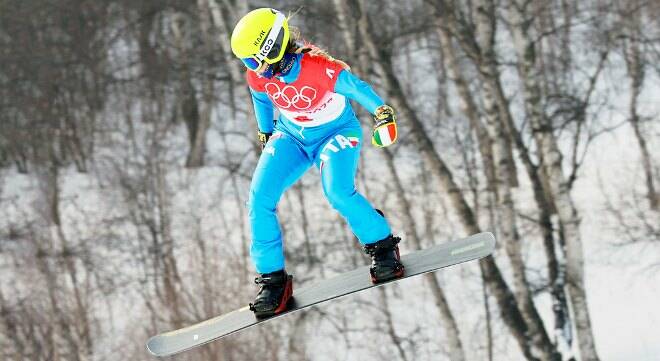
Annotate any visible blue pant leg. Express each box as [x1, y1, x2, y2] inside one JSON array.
[[316, 126, 392, 244], [248, 132, 311, 274]]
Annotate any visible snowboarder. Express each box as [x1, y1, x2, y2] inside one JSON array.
[[230, 8, 404, 318]]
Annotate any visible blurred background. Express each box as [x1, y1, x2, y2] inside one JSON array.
[[1, 0, 659, 360]]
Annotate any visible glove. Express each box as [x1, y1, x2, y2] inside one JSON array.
[[258, 131, 272, 149], [371, 105, 398, 147]]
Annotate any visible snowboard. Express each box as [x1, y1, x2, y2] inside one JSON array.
[[146, 232, 496, 357]]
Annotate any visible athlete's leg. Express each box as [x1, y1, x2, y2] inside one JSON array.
[[248, 132, 311, 273], [316, 127, 391, 244]]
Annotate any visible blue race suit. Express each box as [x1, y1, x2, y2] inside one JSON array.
[[247, 52, 391, 274]]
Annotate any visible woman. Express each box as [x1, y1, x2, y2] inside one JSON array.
[[230, 8, 404, 318]]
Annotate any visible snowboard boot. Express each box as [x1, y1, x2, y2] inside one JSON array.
[[248, 270, 293, 318], [364, 235, 405, 284]]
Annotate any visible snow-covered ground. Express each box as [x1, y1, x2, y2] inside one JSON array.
[[577, 125, 660, 361], [2, 119, 659, 361]]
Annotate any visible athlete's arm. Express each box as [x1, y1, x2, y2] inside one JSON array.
[[250, 88, 276, 133], [333, 69, 398, 148], [333, 70, 385, 114]]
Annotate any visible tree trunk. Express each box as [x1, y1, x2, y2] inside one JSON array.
[[624, 9, 658, 210], [336, 2, 467, 358], [207, 0, 259, 155], [353, 1, 543, 358], [508, 2, 600, 359], [470, 2, 559, 358], [434, 20, 496, 192], [434, 17, 543, 360], [384, 147, 467, 361], [432, 1, 567, 358]]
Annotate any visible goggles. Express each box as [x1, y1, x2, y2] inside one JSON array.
[[240, 12, 287, 71]]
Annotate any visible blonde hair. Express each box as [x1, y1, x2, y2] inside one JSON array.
[[286, 24, 351, 70]]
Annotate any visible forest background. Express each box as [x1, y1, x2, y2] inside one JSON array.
[[1, 0, 659, 360]]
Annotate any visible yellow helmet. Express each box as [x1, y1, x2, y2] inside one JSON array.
[[230, 8, 290, 70]]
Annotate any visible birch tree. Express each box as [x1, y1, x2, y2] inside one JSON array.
[[338, 1, 553, 359], [506, 1, 601, 359], [620, 0, 659, 211]]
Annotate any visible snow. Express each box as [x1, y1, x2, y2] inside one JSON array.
[[575, 124, 660, 361], [1, 113, 659, 361]]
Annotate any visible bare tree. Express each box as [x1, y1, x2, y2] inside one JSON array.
[[0, 0, 113, 173], [341, 1, 553, 359], [506, 1, 604, 359], [2, 1, 658, 360], [620, 0, 659, 211]]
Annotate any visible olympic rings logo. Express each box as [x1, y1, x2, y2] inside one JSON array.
[[264, 83, 317, 110]]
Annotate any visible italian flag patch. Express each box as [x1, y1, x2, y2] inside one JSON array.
[[372, 122, 397, 147]]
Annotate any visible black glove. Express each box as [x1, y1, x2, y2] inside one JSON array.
[[258, 131, 272, 149]]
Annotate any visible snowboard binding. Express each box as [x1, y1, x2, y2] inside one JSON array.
[[364, 235, 405, 284], [249, 270, 293, 318]]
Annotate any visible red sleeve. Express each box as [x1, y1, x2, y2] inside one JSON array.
[[246, 70, 265, 92]]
